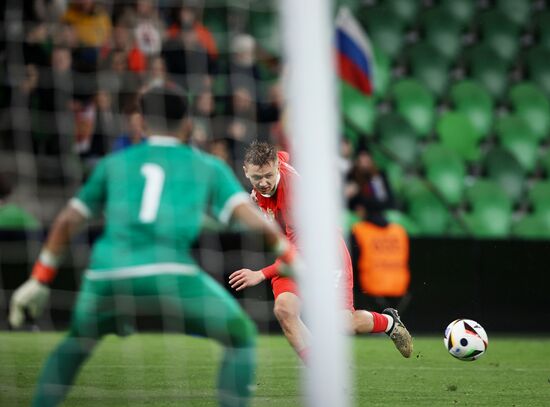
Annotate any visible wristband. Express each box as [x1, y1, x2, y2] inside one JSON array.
[[31, 250, 61, 284]]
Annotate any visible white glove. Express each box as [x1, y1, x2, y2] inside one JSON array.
[[9, 278, 50, 328]]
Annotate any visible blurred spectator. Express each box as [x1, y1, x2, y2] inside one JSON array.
[[0, 173, 40, 230], [62, 0, 113, 69], [227, 34, 262, 101], [125, 0, 165, 57], [167, 4, 218, 60], [351, 220, 411, 311], [100, 19, 147, 74], [141, 55, 169, 89], [346, 149, 394, 225], [62, 0, 112, 48], [112, 108, 146, 151], [32, 47, 77, 155], [190, 89, 216, 149], [161, 13, 215, 93], [23, 23, 50, 67]]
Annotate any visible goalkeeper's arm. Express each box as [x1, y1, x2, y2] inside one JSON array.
[[9, 205, 87, 328]]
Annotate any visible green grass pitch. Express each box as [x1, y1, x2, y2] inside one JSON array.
[[1, 333, 549, 406]]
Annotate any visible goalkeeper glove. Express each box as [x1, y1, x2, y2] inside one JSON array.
[[9, 278, 50, 328], [9, 251, 58, 328]]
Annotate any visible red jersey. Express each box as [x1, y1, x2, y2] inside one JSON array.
[[251, 151, 298, 245]]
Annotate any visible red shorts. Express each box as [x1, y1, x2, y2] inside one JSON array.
[[270, 237, 355, 311]]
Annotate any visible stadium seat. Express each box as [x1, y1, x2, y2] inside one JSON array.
[[436, 112, 481, 161], [449, 80, 494, 138], [384, 209, 420, 236], [484, 147, 525, 203], [534, 10, 550, 51], [373, 46, 391, 99], [478, 10, 520, 62], [511, 213, 550, 239], [358, 6, 404, 60], [440, 0, 476, 27], [341, 81, 377, 136], [495, 115, 538, 173], [508, 82, 550, 142], [408, 43, 450, 97], [422, 8, 463, 62], [377, 113, 418, 168], [526, 46, 550, 99], [203, 6, 229, 53], [421, 144, 465, 206], [248, 10, 281, 56], [464, 180, 513, 238], [386, 0, 419, 25], [403, 178, 451, 235], [528, 181, 550, 214], [496, 0, 531, 28], [467, 44, 509, 100], [538, 149, 550, 177], [391, 79, 435, 137]]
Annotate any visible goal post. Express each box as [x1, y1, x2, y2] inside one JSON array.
[[279, 1, 351, 406]]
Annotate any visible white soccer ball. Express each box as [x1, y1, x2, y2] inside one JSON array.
[[443, 319, 488, 361]]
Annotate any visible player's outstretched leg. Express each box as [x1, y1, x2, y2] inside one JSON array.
[[383, 308, 413, 358], [32, 335, 97, 407]]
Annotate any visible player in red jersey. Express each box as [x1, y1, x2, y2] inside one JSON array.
[[229, 141, 413, 361]]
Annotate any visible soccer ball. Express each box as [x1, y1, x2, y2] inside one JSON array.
[[443, 319, 488, 361]]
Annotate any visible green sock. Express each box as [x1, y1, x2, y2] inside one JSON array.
[[32, 336, 95, 407], [218, 346, 256, 407]]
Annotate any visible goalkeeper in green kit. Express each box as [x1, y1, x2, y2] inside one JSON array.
[[9, 85, 298, 407]]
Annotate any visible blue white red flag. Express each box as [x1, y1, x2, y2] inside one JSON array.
[[336, 7, 375, 96]]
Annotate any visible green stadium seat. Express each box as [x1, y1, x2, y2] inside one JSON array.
[[408, 43, 450, 97], [495, 115, 538, 173], [403, 178, 451, 236], [421, 144, 466, 206], [203, 6, 229, 53], [377, 113, 418, 168], [479, 10, 520, 62], [358, 6, 404, 60], [449, 80, 494, 138], [538, 149, 550, 177], [496, 0, 531, 28], [249, 10, 281, 56], [384, 162, 405, 196], [484, 147, 525, 203], [528, 181, 550, 214], [386, 0, 419, 25], [436, 112, 481, 161], [526, 46, 550, 99], [384, 209, 420, 236], [467, 44, 509, 100], [534, 10, 550, 51], [440, 0, 476, 27], [373, 46, 391, 99], [341, 81, 377, 136], [422, 8, 463, 62], [464, 180, 513, 238], [511, 214, 550, 239], [391, 79, 436, 138], [508, 82, 550, 142]]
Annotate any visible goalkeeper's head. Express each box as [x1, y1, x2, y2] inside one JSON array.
[[139, 84, 191, 140]]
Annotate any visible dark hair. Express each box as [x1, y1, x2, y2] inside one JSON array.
[[244, 141, 278, 167], [139, 85, 188, 132]]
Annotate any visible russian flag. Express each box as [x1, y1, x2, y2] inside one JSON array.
[[336, 7, 375, 96]]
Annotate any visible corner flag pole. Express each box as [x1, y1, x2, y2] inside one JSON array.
[[279, 1, 351, 406]]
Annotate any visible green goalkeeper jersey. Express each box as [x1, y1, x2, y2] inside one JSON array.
[[70, 136, 248, 276]]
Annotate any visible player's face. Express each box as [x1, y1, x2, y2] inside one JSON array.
[[244, 160, 279, 196]]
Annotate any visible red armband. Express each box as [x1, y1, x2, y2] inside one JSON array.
[[31, 261, 57, 285]]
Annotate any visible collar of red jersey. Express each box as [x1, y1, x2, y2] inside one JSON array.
[[148, 135, 181, 146]]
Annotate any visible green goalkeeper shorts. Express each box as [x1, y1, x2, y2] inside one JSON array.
[[69, 270, 256, 348]]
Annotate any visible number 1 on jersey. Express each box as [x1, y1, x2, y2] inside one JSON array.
[[139, 163, 165, 223]]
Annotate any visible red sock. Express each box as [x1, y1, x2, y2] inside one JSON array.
[[371, 312, 390, 333], [298, 347, 309, 364]]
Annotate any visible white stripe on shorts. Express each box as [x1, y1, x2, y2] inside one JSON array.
[[85, 263, 199, 281]]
